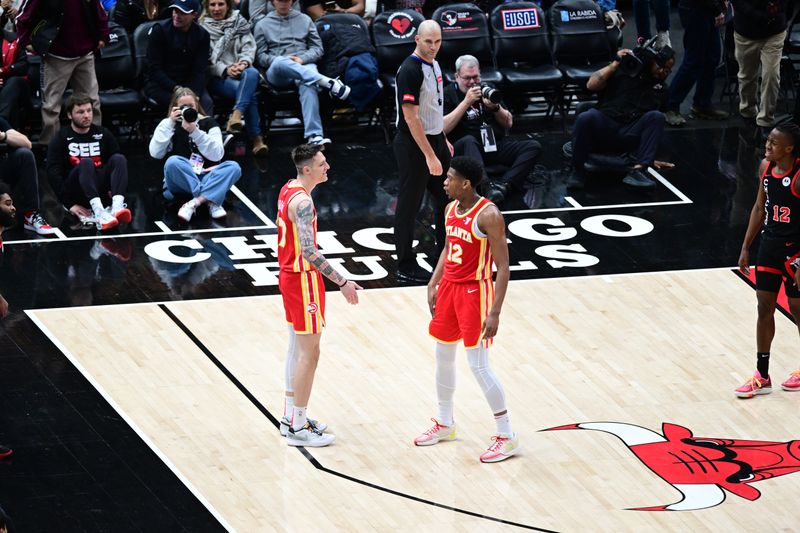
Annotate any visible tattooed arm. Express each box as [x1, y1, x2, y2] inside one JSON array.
[[290, 194, 362, 304]]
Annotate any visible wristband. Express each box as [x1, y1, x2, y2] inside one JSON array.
[[337, 278, 348, 287]]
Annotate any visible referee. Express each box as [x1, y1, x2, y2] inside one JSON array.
[[393, 19, 451, 284]]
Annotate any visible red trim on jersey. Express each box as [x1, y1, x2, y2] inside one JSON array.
[[402, 94, 416, 102], [790, 169, 800, 199], [757, 265, 783, 275], [768, 157, 800, 179]]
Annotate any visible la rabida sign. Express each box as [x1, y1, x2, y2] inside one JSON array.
[[143, 212, 656, 286]]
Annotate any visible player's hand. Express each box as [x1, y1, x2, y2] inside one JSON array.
[[425, 154, 442, 176], [0, 294, 8, 318], [653, 160, 675, 169], [427, 284, 437, 316], [738, 249, 750, 276], [464, 85, 481, 106], [340, 280, 363, 304], [481, 312, 499, 340]]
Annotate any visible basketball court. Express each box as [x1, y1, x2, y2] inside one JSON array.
[[1, 124, 799, 530]]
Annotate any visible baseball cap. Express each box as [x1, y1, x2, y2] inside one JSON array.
[[169, 0, 200, 13]]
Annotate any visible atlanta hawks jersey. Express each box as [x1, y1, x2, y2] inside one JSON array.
[[443, 197, 495, 283], [277, 179, 317, 273], [762, 158, 800, 239]]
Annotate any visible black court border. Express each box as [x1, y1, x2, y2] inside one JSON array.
[[159, 304, 558, 532]]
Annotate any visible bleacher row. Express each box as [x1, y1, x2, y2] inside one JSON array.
[[24, 0, 620, 138]]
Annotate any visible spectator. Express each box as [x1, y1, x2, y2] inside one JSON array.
[[46, 94, 132, 231], [731, 0, 787, 134], [240, 0, 300, 25], [254, 0, 351, 145], [301, 0, 364, 21], [568, 47, 675, 190], [111, 0, 171, 35], [201, 0, 268, 157], [149, 87, 242, 223], [143, 0, 213, 111], [0, 0, 19, 31], [0, 30, 29, 131], [443, 55, 541, 204], [633, 0, 671, 48], [663, 0, 728, 126], [15, 0, 108, 145], [0, 115, 55, 234]]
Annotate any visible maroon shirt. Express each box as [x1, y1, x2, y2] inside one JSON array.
[[16, 0, 109, 57]]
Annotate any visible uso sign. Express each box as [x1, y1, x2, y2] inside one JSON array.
[[501, 8, 540, 30]]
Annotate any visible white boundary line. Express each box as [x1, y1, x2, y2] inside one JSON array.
[[26, 310, 237, 533], [53, 228, 68, 239], [503, 167, 692, 215], [230, 185, 276, 228], [3, 224, 275, 246], [154, 221, 172, 233]]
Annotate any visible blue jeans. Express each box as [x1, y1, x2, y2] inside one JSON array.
[[162, 156, 242, 206], [209, 67, 262, 138], [633, 0, 670, 40], [266, 56, 323, 138], [667, 7, 721, 111]]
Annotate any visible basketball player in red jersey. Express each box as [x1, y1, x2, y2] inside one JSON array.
[[737, 123, 800, 398], [277, 144, 362, 447], [413, 156, 518, 462]]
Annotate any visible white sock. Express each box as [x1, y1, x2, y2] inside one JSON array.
[[89, 197, 104, 216], [284, 396, 294, 419], [435, 342, 457, 426], [111, 195, 125, 211], [285, 324, 297, 394], [494, 413, 512, 436], [291, 406, 307, 431], [466, 345, 507, 418]]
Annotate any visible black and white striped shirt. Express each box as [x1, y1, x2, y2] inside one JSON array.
[[395, 54, 444, 136]]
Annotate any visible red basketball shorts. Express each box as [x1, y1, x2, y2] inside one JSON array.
[[429, 278, 494, 348], [279, 270, 326, 334]]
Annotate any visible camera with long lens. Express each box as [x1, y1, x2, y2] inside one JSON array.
[[617, 35, 674, 77], [179, 104, 198, 123], [480, 84, 502, 104]]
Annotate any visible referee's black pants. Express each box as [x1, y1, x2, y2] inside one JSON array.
[[393, 130, 451, 274]]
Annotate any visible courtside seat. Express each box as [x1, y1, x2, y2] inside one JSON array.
[[548, 0, 612, 87], [490, 3, 562, 97], [372, 9, 425, 90], [95, 23, 143, 116], [432, 3, 502, 84]]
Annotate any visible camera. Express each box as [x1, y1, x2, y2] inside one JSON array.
[[480, 84, 501, 104], [179, 104, 198, 123], [617, 36, 674, 77]]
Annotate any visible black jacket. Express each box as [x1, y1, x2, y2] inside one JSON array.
[[144, 19, 210, 97], [110, 0, 170, 35]]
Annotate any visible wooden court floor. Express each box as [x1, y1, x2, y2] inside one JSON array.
[[28, 268, 800, 532]]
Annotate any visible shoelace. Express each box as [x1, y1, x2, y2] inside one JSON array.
[[29, 213, 49, 226], [487, 436, 509, 452], [422, 418, 446, 437], [744, 376, 766, 391], [790, 370, 800, 380]]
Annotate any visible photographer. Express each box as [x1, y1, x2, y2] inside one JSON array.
[[568, 43, 675, 190], [443, 55, 540, 204], [149, 87, 242, 223]]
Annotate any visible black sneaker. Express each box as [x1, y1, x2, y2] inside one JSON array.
[[396, 267, 431, 284], [622, 169, 656, 189], [690, 106, 729, 121]]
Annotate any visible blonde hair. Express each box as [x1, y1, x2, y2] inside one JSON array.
[[167, 87, 207, 117]]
